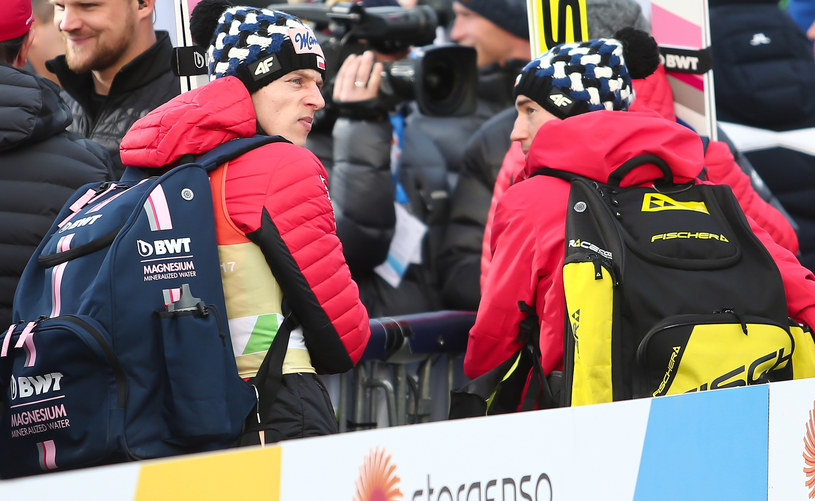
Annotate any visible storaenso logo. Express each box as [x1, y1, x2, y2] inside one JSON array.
[[353, 447, 554, 501], [410, 473, 553, 501], [804, 401, 815, 498], [9, 372, 64, 401], [137, 238, 191, 258]]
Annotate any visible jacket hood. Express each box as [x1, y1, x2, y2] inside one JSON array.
[[0, 64, 72, 152], [629, 64, 677, 122], [524, 109, 704, 185], [120, 76, 257, 168]]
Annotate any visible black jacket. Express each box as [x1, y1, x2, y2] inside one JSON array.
[[438, 106, 517, 310], [435, 59, 528, 311], [0, 63, 113, 326], [46, 31, 181, 178], [711, 2, 815, 272], [330, 60, 524, 317]]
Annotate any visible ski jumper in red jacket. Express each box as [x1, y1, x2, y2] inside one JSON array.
[[480, 64, 799, 291], [121, 3, 370, 442], [466, 109, 815, 379], [470, 29, 814, 399]]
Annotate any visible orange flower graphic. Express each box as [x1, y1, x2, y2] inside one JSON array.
[[353, 447, 403, 501], [805, 402, 815, 498]]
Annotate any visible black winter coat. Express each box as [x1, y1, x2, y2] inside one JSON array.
[[0, 63, 113, 326], [711, 2, 815, 272], [438, 106, 517, 310], [46, 31, 181, 178], [330, 61, 524, 317]]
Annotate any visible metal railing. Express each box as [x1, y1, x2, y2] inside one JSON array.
[[334, 310, 475, 431]]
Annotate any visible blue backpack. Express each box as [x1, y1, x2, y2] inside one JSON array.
[[0, 137, 277, 478]]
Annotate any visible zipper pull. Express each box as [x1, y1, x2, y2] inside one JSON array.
[[251, 384, 266, 447], [720, 308, 748, 335]]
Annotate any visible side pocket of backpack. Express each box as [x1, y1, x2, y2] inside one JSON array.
[[636, 312, 794, 397], [0, 316, 128, 478], [791, 322, 815, 380], [562, 253, 616, 406], [157, 285, 250, 447]]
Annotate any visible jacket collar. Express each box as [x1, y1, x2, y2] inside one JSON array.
[[46, 31, 174, 110]]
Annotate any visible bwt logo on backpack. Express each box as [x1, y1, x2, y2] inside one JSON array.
[[137, 237, 192, 257], [57, 214, 102, 233], [0, 137, 280, 479], [9, 372, 64, 400]]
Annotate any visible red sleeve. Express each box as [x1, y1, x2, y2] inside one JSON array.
[[226, 143, 370, 367], [748, 214, 815, 329], [481, 142, 526, 290], [704, 140, 799, 255], [466, 177, 568, 379], [466, 191, 535, 378]]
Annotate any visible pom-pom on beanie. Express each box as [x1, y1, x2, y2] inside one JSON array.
[[513, 27, 660, 119], [190, 0, 326, 94]]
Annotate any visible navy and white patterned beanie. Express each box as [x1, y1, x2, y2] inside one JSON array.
[[190, 0, 326, 94], [513, 28, 660, 119]]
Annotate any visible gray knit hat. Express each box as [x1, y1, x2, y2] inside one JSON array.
[[586, 0, 650, 39], [513, 28, 659, 119], [190, 0, 326, 93], [455, 0, 529, 40]]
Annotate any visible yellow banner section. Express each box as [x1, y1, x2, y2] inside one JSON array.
[[526, 0, 588, 58], [135, 446, 282, 501]]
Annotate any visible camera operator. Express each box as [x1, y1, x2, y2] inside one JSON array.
[[331, 43, 445, 317], [325, 0, 531, 317], [437, 0, 650, 311]]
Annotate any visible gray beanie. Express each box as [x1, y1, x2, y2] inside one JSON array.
[[455, 0, 529, 40], [586, 0, 651, 39]]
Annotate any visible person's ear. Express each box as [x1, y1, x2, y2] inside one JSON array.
[[14, 30, 34, 70], [135, 0, 155, 22]]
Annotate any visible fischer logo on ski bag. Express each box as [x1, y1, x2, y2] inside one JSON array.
[[0, 137, 278, 478], [539, 154, 799, 407]]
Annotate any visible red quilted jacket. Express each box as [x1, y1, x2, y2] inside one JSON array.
[[467, 110, 815, 379], [120, 76, 370, 372]]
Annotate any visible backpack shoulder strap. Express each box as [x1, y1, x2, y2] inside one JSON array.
[[529, 154, 675, 187], [528, 168, 584, 183], [196, 135, 287, 172]]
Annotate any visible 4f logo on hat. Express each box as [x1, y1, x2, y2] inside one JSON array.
[[548, 88, 576, 116], [550, 93, 573, 107], [249, 55, 282, 80]]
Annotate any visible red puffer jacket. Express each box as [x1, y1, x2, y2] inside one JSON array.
[[467, 110, 815, 379], [120, 76, 370, 372], [481, 66, 799, 286]]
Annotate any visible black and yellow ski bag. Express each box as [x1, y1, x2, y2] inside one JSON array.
[[539, 154, 813, 406]]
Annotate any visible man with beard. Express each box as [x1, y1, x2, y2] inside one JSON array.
[[0, 0, 113, 326], [46, 0, 180, 177]]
